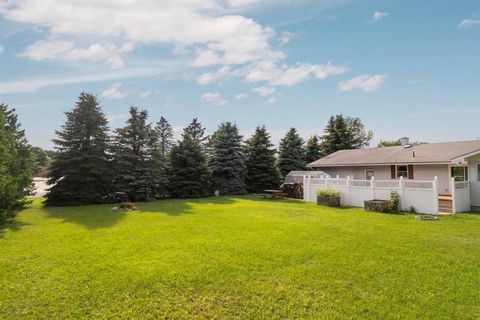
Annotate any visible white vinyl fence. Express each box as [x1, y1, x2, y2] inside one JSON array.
[[452, 180, 470, 213], [304, 176, 440, 214]]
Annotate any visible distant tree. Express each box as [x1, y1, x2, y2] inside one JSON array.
[[112, 107, 163, 201], [209, 122, 246, 195], [46, 93, 112, 206], [167, 136, 211, 198], [183, 118, 208, 144], [155, 116, 174, 157], [244, 126, 281, 192], [277, 127, 306, 177], [0, 104, 34, 223], [31, 146, 55, 177], [321, 115, 373, 155], [304, 135, 323, 164], [377, 139, 401, 147]]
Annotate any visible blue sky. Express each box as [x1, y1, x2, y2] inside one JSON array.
[[0, 0, 479, 149]]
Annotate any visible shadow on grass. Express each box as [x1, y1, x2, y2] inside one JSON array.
[[0, 220, 32, 238], [138, 196, 237, 216], [43, 204, 129, 229]]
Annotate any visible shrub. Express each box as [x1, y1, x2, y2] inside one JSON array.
[[390, 191, 400, 212], [316, 188, 340, 198], [408, 206, 417, 214]]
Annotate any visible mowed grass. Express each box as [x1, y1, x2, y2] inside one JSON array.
[[1, 197, 480, 319]]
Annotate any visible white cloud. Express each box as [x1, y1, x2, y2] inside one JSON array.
[[235, 93, 247, 99], [266, 97, 276, 104], [101, 82, 127, 99], [338, 74, 387, 92], [197, 66, 231, 85], [0, 65, 175, 94], [243, 61, 347, 86], [252, 86, 275, 96], [373, 11, 388, 22], [278, 31, 295, 45], [0, 46, 3, 54], [201, 92, 227, 106], [458, 19, 480, 28], [139, 91, 152, 99], [106, 114, 126, 124], [405, 78, 424, 85], [19, 40, 134, 68]]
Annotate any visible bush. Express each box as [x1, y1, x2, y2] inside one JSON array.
[[316, 188, 340, 198], [390, 191, 400, 212]]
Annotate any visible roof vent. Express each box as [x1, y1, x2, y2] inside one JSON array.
[[400, 137, 410, 146]]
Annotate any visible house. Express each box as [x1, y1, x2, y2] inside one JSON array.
[[306, 138, 480, 212]]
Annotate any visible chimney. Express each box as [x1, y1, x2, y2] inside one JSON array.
[[400, 137, 410, 146]]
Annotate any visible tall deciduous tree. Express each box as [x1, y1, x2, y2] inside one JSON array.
[[304, 135, 323, 164], [167, 136, 211, 198], [244, 126, 280, 192], [46, 93, 111, 205], [321, 115, 373, 155], [0, 104, 34, 222], [209, 122, 246, 195], [113, 107, 163, 201], [277, 127, 306, 177]]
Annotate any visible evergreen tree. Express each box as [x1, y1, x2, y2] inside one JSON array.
[[183, 118, 208, 143], [209, 122, 246, 195], [167, 136, 211, 198], [155, 116, 174, 156], [321, 114, 373, 155], [113, 107, 162, 201], [46, 93, 111, 205], [304, 135, 323, 164], [0, 104, 34, 222], [277, 127, 306, 177], [244, 126, 280, 192]]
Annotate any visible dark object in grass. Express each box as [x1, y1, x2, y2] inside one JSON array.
[[281, 183, 304, 199], [364, 199, 393, 213], [112, 202, 137, 212], [415, 215, 438, 221]]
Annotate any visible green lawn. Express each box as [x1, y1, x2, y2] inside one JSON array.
[[1, 196, 480, 319]]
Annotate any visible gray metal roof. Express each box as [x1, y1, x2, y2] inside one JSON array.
[[283, 171, 330, 184], [308, 140, 480, 167]]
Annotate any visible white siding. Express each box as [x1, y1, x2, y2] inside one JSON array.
[[468, 155, 480, 207]]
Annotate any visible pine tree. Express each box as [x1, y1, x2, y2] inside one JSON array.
[[155, 116, 174, 157], [305, 135, 323, 164], [183, 118, 208, 143], [0, 104, 34, 222], [209, 122, 246, 195], [45, 93, 111, 205], [277, 127, 306, 177], [244, 126, 280, 192], [113, 107, 161, 201], [167, 136, 211, 198]]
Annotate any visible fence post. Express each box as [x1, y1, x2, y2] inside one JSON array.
[[325, 176, 329, 188], [399, 176, 405, 210], [450, 178, 456, 214], [336, 175, 339, 180], [371, 176, 376, 199], [433, 176, 439, 214], [303, 175, 308, 201], [346, 176, 351, 205]]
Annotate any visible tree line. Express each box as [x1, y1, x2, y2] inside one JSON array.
[[0, 92, 373, 216]]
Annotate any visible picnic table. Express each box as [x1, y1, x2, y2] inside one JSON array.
[[261, 189, 287, 199]]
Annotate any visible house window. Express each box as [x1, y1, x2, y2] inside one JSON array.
[[451, 166, 468, 181], [365, 170, 374, 180], [396, 165, 408, 178]]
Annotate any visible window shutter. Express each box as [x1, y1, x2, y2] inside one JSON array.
[[408, 165, 414, 179], [391, 165, 396, 179]]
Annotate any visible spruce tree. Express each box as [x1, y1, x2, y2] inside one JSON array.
[[277, 127, 306, 177], [183, 118, 208, 143], [167, 136, 211, 198], [155, 116, 174, 156], [113, 107, 161, 201], [46, 93, 111, 205], [209, 122, 246, 195], [305, 135, 323, 164], [244, 126, 280, 192], [0, 104, 34, 222]]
